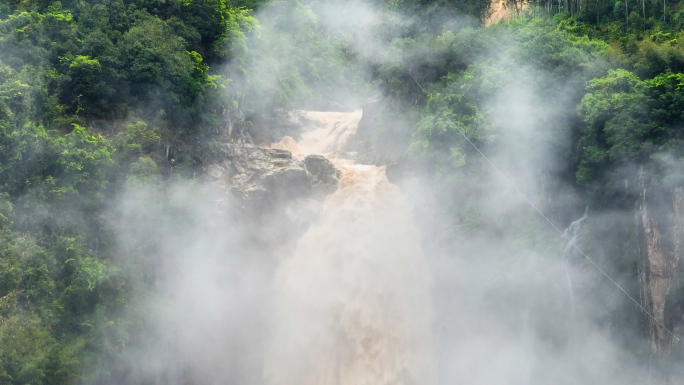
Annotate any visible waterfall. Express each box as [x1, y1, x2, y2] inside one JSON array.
[[266, 111, 437, 385], [561, 207, 588, 306]]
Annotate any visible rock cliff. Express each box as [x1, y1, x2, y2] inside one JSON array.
[[638, 169, 683, 358], [203, 114, 342, 249]]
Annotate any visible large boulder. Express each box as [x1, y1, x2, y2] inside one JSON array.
[[206, 142, 311, 211], [204, 112, 345, 247], [303, 155, 341, 196]]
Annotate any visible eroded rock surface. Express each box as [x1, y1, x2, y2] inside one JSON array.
[[205, 111, 350, 247], [206, 142, 311, 210], [638, 169, 683, 358], [303, 154, 341, 195]]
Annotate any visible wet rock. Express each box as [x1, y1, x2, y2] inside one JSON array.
[[203, 114, 347, 256], [638, 169, 683, 358], [268, 148, 293, 159], [304, 155, 341, 195], [206, 142, 311, 210]]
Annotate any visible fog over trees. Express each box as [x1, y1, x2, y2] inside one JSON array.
[[2, 0, 684, 384]]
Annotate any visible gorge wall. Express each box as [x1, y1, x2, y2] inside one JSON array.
[[638, 170, 683, 359]]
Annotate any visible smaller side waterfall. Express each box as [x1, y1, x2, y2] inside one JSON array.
[[561, 208, 588, 306]]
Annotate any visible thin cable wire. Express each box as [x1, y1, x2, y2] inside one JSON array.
[[409, 74, 681, 343]]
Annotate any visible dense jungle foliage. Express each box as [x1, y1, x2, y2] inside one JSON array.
[[2, 0, 684, 382]]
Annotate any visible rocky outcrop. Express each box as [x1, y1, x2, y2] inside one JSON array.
[[204, 111, 349, 249], [206, 142, 311, 211], [303, 155, 341, 196], [205, 139, 333, 250], [638, 169, 683, 358]]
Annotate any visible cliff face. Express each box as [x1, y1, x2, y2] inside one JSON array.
[[206, 143, 312, 210], [638, 169, 683, 358]]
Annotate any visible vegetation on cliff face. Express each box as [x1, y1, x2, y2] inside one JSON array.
[[2, 0, 684, 383], [369, 7, 684, 370]]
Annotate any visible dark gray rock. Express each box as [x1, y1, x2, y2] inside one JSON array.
[[267, 148, 293, 159], [206, 142, 311, 209], [304, 155, 341, 195], [202, 116, 345, 254]]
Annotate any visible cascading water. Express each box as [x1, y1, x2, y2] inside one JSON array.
[[561, 208, 588, 307], [266, 111, 437, 385]]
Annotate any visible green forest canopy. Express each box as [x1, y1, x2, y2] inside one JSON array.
[[1, 0, 684, 383]]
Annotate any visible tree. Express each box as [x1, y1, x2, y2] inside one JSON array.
[[577, 69, 652, 182]]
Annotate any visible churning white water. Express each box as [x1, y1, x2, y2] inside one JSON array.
[[266, 111, 437, 385]]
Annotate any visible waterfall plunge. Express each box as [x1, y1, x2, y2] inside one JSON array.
[[266, 111, 437, 385]]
